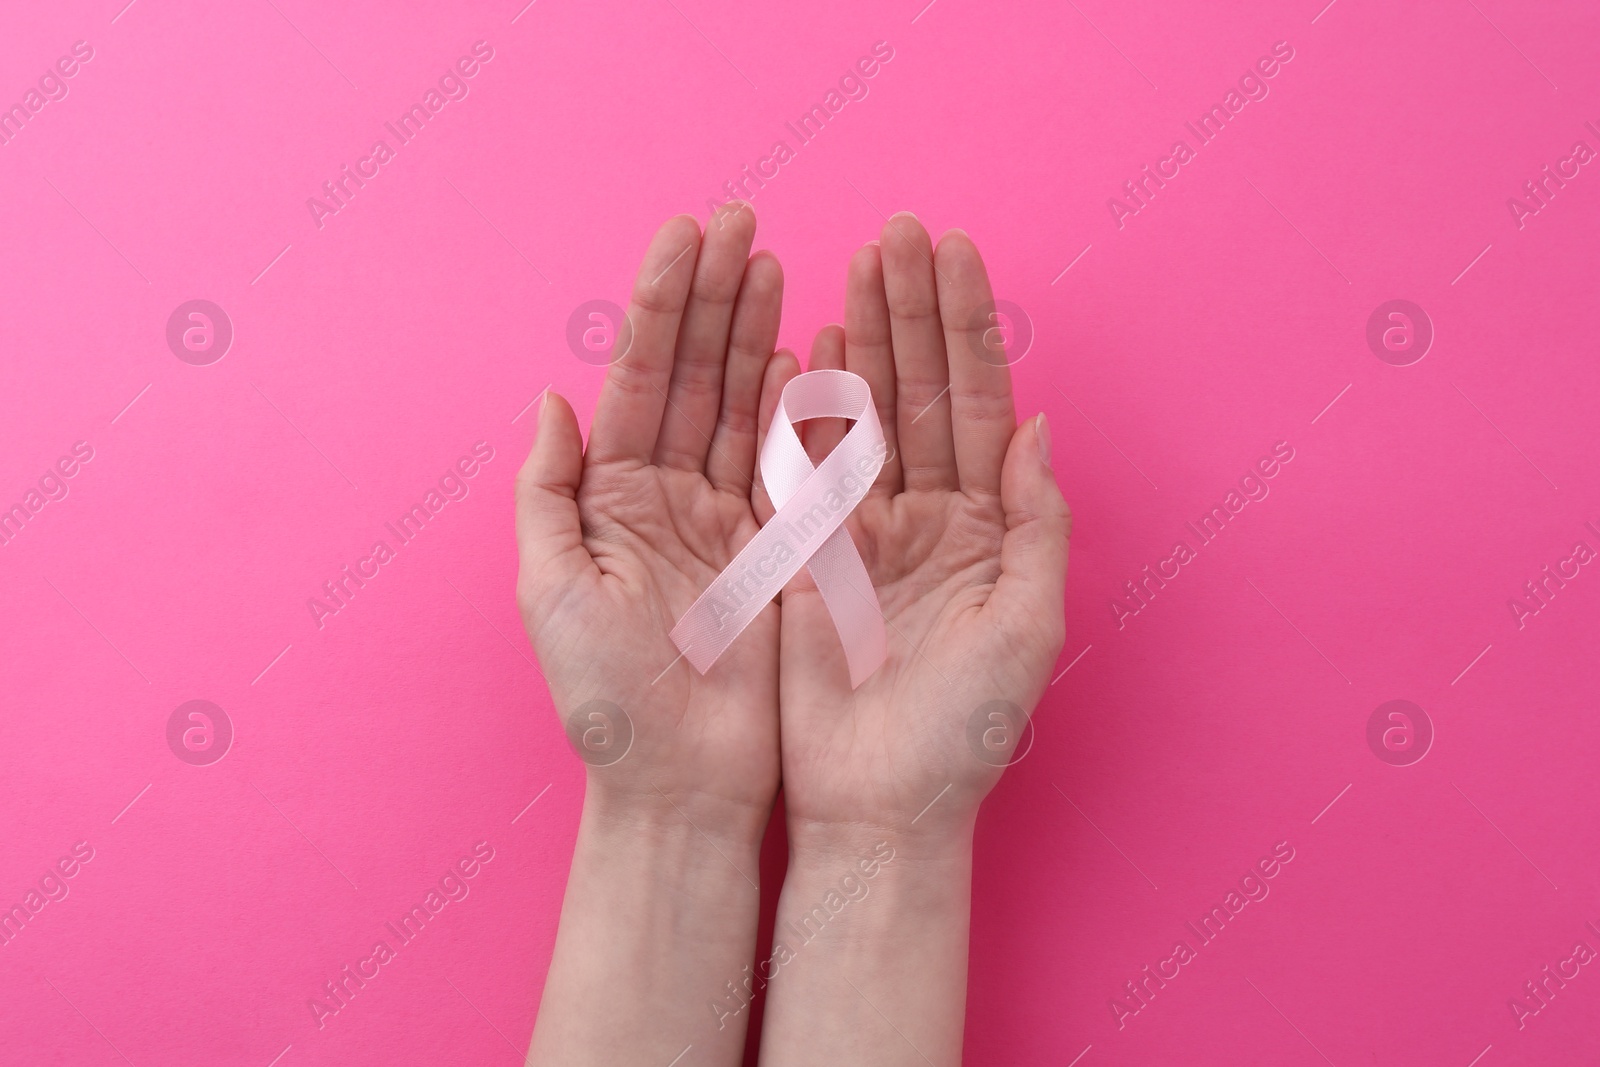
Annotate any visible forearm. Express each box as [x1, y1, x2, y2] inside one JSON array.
[[757, 817, 977, 1067], [527, 781, 768, 1067]]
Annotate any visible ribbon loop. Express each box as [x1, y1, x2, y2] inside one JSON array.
[[670, 370, 888, 687]]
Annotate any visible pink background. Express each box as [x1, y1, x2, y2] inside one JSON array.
[[3, 0, 1599, 1063]]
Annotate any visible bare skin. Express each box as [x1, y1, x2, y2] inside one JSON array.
[[519, 205, 1069, 1067], [753, 214, 1069, 1066], [519, 203, 785, 1067]]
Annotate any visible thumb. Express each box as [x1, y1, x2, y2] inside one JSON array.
[[515, 390, 593, 609], [989, 413, 1070, 656]]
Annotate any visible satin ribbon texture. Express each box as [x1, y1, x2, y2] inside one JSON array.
[[669, 369, 889, 687]]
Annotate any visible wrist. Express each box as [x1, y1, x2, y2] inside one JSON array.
[[580, 775, 771, 865], [785, 807, 976, 875], [762, 805, 976, 1067]]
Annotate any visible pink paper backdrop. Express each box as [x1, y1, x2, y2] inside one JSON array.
[[3, 0, 1598, 1063]]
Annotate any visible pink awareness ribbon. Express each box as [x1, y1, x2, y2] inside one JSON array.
[[670, 369, 889, 687]]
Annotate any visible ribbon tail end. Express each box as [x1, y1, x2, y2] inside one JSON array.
[[668, 626, 718, 677], [844, 637, 887, 689]]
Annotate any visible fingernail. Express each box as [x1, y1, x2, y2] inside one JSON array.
[[1036, 413, 1052, 469], [890, 210, 919, 223]]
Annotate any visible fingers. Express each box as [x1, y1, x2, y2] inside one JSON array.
[[989, 414, 1070, 658], [654, 202, 759, 473], [880, 212, 958, 492], [844, 241, 901, 498], [706, 249, 784, 494], [588, 215, 703, 466], [752, 348, 801, 523], [515, 392, 595, 606], [935, 229, 1015, 498], [803, 324, 848, 464]]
